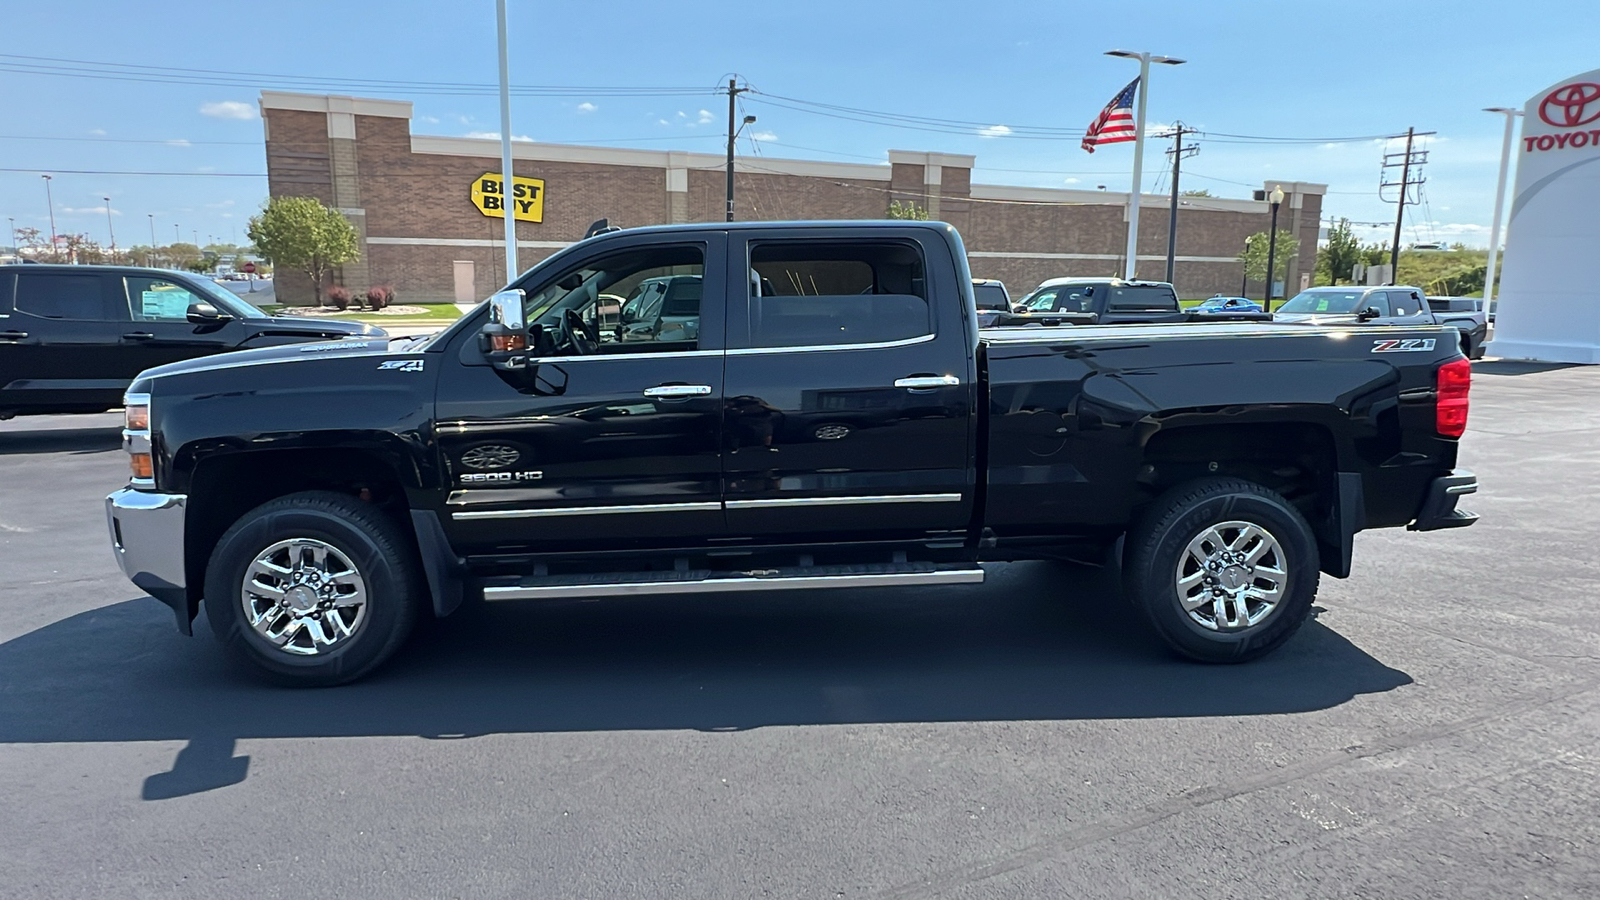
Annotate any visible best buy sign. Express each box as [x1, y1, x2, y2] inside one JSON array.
[[471, 173, 545, 223]]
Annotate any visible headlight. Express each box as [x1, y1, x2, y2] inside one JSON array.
[[123, 393, 154, 487]]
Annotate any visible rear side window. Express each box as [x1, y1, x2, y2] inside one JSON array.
[[747, 241, 931, 348], [1107, 285, 1179, 311], [14, 273, 112, 320]]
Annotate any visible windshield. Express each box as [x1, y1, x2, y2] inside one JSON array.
[[1277, 289, 1365, 315]]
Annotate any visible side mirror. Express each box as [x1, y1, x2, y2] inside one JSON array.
[[1357, 307, 1381, 321], [479, 289, 530, 370], [186, 301, 228, 324]]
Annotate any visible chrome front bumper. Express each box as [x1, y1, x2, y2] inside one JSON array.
[[106, 488, 191, 632]]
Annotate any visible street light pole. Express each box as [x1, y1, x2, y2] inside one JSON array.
[[494, 0, 518, 282], [1104, 50, 1185, 280], [41, 175, 56, 258], [1482, 107, 1522, 313], [1264, 185, 1284, 310], [148, 214, 157, 266], [104, 197, 116, 262], [7, 217, 16, 260]]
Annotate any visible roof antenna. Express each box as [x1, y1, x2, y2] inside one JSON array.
[[583, 218, 622, 239]]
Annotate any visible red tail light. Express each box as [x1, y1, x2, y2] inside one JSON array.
[[1436, 358, 1471, 437]]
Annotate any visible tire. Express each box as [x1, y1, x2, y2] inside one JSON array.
[[1124, 477, 1319, 663], [204, 490, 422, 686]]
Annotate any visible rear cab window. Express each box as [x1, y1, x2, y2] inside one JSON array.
[[972, 282, 1009, 311], [1106, 285, 1179, 312]]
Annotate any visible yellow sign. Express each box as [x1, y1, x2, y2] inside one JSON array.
[[471, 173, 545, 223]]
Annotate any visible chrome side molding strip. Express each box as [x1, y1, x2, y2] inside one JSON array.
[[725, 493, 962, 510], [483, 568, 985, 601], [453, 501, 721, 521]]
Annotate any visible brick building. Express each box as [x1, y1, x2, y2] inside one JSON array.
[[261, 91, 1325, 306]]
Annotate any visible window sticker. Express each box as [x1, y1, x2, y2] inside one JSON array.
[[142, 288, 192, 320]]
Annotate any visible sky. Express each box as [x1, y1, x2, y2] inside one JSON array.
[[2, 0, 1597, 252]]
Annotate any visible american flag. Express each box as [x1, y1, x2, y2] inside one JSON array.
[[1081, 78, 1140, 153]]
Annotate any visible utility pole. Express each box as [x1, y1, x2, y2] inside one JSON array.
[[1380, 127, 1431, 283], [41, 175, 56, 256], [104, 196, 116, 262], [725, 78, 751, 222], [148, 214, 157, 265], [1163, 123, 1199, 284]]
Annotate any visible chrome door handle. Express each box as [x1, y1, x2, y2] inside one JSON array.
[[122, 332, 155, 341], [643, 384, 712, 399], [894, 375, 960, 390], [0, 330, 27, 341]]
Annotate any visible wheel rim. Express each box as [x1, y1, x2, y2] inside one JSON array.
[[241, 538, 369, 656], [1174, 520, 1288, 632]]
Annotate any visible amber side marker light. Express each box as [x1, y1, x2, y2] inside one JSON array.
[[125, 404, 149, 431], [129, 453, 154, 480]]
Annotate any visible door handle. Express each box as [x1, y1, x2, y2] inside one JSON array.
[[122, 332, 155, 341], [894, 375, 960, 390], [0, 330, 27, 341], [643, 384, 712, 399]]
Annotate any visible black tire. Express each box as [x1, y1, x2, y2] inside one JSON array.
[[204, 491, 422, 686], [1124, 477, 1319, 663]]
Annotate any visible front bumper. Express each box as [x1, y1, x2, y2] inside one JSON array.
[[1408, 468, 1479, 532], [106, 488, 191, 632]]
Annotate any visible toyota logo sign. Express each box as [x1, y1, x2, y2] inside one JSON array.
[[1539, 82, 1600, 128]]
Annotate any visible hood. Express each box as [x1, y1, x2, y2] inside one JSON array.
[[253, 315, 386, 338], [135, 335, 405, 382]]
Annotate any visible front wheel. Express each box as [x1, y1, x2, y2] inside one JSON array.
[[204, 491, 422, 686], [1124, 478, 1319, 663]]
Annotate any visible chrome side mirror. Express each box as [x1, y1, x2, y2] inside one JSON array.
[[186, 301, 229, 324], [480, 289, 530, 370]]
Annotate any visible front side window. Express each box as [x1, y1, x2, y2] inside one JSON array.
[[126, 276, 201, 321], [746, 241, 931, 348], [1277, 289, 1365, 315], [521, 244, 703, 353], [14, 273, 112, 320], [1025, 287, 1064, 311]]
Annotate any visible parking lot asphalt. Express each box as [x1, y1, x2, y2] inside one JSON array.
[[1, 361, 1597, 899]]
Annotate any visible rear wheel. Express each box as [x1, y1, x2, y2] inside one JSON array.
[[1124, 478, 1319, 663], [204, 491, 422, 686]]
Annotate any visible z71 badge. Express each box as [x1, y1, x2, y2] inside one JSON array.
[[377, 359, 426, 372], [1371, 338, 1436, 353]]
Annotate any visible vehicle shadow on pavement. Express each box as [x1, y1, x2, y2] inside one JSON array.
[[0, 561, 1411, 799], [0, 426, 122, 455]]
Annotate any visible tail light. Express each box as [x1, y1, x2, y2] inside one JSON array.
[[1435, 358, 1471, 437]]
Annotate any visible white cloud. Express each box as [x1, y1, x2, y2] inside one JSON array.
[[165, 139, 192, 147], [463, 131, 534, 142], [658, 118, 671, 126], [419, 115, 440, 124], [696, 109, 714, 125], [577, 102, 598, 113], [1064, 177, 1081, 184], [88, 128, 106, 136], [200, 100, 255, 120], [978, 124, 1013, 138], [749, 130, 777, 142], [62, 205, 119, 216], [676, 111, 687, 119]]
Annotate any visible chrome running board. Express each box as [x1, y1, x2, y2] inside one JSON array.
[[481, 564, 984, 602]]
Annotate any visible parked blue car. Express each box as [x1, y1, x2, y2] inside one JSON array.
[[1194, 295, 1264, 313]]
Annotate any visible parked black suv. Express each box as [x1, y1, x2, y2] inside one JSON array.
[[0, 265, 383, 419]]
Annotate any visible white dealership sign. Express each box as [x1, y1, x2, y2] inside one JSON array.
[[1489, 68, 1600, 363]]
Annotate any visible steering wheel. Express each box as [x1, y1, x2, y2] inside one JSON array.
[[560, 308, 600, 355]]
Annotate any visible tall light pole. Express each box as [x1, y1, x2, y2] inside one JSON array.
[[41, 175, 57, 257], [1482, 107, 1522, 314], [7, 217, 16, 260], [1105, 49, 1185, 280], [1264, 185, 1285, 309], [104, 196, 117, 262], [494, 0, 517, 282], [148, 214, 157, 266]]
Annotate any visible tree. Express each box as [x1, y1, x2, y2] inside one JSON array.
[[1316, 218, 1362, 285], [887, 200, 929, 220], [1180, 189, 1214, 198], [247, 196, 360, 306], [1240, 229, 1300, 287]]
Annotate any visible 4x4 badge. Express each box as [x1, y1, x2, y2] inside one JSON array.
[[377, 359, 425, 371]]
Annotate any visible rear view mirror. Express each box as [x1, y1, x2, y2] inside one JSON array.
[[186, 301, 229, 324], [479, 289, 530, 370]]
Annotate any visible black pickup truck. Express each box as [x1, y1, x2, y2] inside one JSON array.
[[0, 264, 381, 419], [105, 221, 1478, 686], [1000, 277, 1270, 327]]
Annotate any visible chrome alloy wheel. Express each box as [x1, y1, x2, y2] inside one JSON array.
[[1174, 521, 1288, 632], [241, 538, 368, 656]]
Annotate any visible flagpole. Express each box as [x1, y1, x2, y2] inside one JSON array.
[[1125, 55, 1150, 280], [1105, 50, 1186, 281]]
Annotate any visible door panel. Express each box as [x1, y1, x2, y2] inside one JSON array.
[[0, 271, 130, 412], [115, 274, 245, 372], [433, 233, 728, 555], [720, 230, 976, 543]]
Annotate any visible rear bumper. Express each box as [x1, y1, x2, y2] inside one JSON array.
[[1408, 468, 1479, 532], [106, 488, 191, 632]]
